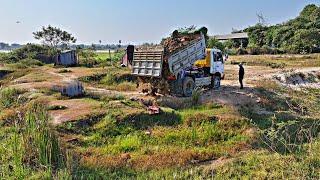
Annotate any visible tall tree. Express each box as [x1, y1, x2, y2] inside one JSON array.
[[33, 25, 77, 50]]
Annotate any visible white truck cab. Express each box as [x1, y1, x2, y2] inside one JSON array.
[[210, 48, 225, 78], [194, 48, 226, 89], [210, 49, 225, 88]]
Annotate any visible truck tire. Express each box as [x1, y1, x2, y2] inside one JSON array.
[[213, 76, 221, 89], [169, 79, 184, 96], [183, 77, 195, 97]]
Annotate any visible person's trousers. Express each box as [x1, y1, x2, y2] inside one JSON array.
[[239, 78, 244, 89]]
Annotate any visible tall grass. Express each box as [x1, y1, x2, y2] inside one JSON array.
[[22, 102, 66, 170], [0, 101, 72, 179]]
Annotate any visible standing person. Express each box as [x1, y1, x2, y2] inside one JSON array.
[[239, 63, 245, 89]]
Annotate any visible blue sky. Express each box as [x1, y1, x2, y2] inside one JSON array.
[[0, 0, 319, 44]]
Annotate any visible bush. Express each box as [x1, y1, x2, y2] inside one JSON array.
[[101, 73, 116, 85], [207, 38, 225, 50], [225, 48, 238, 55], [0, 53, 11, 63], [236, 48, 248, 55], [78, 50, 98, 67], [247, 46, 261, 55], [0, 44, 54, 64], [58, 69, 72, 73], [11, 44, 53, 60], [19, 59, 44, 67], [0, 88, 25, 109]]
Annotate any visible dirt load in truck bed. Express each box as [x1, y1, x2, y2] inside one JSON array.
[[162, 26, 208, 60]]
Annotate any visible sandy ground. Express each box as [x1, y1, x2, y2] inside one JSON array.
[[48, 99, 104, 125]]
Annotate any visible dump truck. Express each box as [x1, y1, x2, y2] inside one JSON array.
[[131, 31, 225, 97]]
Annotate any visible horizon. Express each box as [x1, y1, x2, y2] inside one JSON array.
[[0, 0, 319, 45]]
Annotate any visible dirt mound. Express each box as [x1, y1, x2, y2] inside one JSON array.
[[274, 69, 320, 88]]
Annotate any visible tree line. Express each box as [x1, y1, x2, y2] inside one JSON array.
[[208, 4, 320, 54]]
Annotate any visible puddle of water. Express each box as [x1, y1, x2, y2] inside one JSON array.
[[0, 70, 13, 79]]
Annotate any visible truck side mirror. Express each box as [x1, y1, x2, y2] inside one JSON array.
[[223, 54, 228, 62]]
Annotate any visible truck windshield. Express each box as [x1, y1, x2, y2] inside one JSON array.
[[214, 52, 223, 62]]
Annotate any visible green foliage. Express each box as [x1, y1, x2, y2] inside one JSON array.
[[58, 69, 72, 73], [0, 101, 72, 179], [214, 141, 320, 179], [0, 44, 53, 63], [300, 4, 319, 20], [246, 24, 269, 47], [207, 38, 225, 50], [78, 49, 98, 67], [12, 44, 52, 59], [79, 67, 137, 91], [244, 4, 320, 54], [112, 50, 126, 63], [18, 58, 44, 67], [21, 102, 67, 170], [289, 28, 320, 53], [57, 101, 249, 176], [0, 88, 25, 109], [0, 53, 11, 63]]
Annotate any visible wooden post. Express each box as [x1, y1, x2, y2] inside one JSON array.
[[109, 49, 112, 66]]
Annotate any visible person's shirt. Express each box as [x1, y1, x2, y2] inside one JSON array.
[[239, 65, 245, 78]]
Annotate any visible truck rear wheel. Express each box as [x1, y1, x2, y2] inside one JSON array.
[[183, 77, 195, 97]]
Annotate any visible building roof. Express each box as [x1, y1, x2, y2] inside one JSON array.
[[61, 50, 76, 53], [214, 33, 249, 40]]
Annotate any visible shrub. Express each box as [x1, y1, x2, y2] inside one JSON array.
[[0, 53, 11, 63], [236, 48, 248, 55], [19, 58, 44, 66], [101, 73, 116, 85], [58, 69, 72, 73], [247, 46, 261, 55], [114, 82, 136, 91], [0, 88, 25, 109], [78, 50, 97, 67], [225, 48, 238, 55], [191, 88, 201, 105], [0, 44, 56, 64]]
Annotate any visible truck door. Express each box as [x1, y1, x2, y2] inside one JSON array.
[[210, 50, 224, 75]]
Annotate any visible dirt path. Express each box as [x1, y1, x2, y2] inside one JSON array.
[[202, 65, 320, 109]]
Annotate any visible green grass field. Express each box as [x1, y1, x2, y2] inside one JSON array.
[[1, 54, 320, 179], [229, 53, 320, 68]]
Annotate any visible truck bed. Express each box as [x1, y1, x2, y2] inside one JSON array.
[[168, 34, 206, 77], [131, 33, 206, 78], [131, 50, 163, 77]]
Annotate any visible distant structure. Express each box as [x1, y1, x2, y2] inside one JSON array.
[[54, 50, 78, 66], [214, 33, 249, 48]]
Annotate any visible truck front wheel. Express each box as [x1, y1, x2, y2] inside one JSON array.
[[183, 77, 195, 97], [213, 76, 221, 89]]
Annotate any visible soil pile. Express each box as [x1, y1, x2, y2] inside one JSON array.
[[274, 69, 320, 88]]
